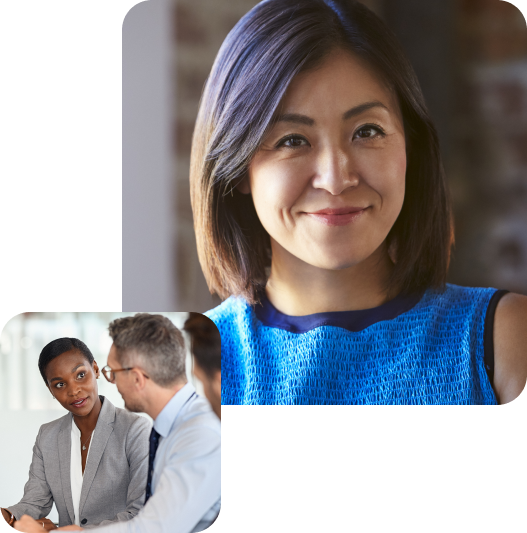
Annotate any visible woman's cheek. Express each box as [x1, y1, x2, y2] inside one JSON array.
[[360, 145, 406, 203], [251, 162, 307, 221]]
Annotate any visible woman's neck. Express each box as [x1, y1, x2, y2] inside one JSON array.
[[266, 243, 395, 316]]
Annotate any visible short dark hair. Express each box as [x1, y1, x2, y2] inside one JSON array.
[[190, 0, 453, 304], [108, 313, 186, 387], [38, 338, 94, 385], [183, 313, 221, 378]]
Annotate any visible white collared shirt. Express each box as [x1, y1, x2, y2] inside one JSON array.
[[95, 383, 221, 533], [70, 419, 95, 526]]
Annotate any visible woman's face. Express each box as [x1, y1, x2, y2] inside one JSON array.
[[244, 49, 407, 272], [46, 349, 100, 416]]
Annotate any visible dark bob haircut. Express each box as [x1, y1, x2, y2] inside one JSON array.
[[183, 313, 221, 378], [38, 337, 95, 385], [190, 0, 453, 305]]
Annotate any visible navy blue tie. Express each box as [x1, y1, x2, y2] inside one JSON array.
[[145, 428, 160, 504]]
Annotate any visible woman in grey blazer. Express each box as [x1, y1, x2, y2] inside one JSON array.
[[1, 338, 150, 530]]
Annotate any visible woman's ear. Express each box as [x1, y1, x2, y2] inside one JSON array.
[[212, 369, 221, 397], [388, 239, 397, 264], [92, 361, 100, 378], [236, 175, 251, 195]]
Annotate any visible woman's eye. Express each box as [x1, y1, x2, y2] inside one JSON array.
[[276, 124, 385, 149], [55, 372, 86, 389], [353, 124, 385, 140], [276, 135, 309, 149]]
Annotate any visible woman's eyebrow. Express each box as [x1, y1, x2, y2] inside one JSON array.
[[275, 101, 389, 126], [49, 363, 85, 383]]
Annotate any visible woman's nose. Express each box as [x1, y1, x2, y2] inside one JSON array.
[[311, 146, 359, 195]]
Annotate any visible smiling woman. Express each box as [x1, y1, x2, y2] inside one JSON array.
[[1, 337, 150, 530], [241, 50, 407, 312], [191, 0, 451, 306], [190, 0, 527, 406]]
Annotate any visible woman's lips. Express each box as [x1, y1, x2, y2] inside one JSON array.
[[305, 207, 369, 226], [71, 397, 88, 408]]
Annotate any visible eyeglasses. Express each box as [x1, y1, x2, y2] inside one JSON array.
[[102, 365, 150, 384]]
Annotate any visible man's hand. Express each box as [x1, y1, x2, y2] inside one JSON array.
[[14, 515, 83, 532], [14, 515, 46, 532]]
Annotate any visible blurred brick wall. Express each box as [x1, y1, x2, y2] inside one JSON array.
[[173, 0, 260, 311], [447, 0, 527, 293]]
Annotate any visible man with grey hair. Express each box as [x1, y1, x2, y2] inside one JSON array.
[[15, 313, 221, 533]]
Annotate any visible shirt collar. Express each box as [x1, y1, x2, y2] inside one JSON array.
[[153, 382, 196, 438], [254, 289, 424, 333]]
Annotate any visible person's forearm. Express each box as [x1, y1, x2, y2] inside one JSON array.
[[8, 502, 52, 523], [14, 516, 80, 532]]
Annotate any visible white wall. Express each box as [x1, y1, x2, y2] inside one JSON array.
[[0, 312, 201, 525], [122, 0, 177, 310]]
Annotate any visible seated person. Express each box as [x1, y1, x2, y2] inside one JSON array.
[[15, 313, 221, 533], [2, 337, 150, 530]]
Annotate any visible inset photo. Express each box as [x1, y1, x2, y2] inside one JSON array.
[[0, 312, 220, 533]]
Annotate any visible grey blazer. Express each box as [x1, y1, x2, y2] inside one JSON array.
[[8, 396, 151, 529]]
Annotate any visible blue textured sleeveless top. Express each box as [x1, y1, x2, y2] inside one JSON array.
[[207, 284, 500, 405]]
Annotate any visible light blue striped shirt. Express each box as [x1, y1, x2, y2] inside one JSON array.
[[95, 383, 221, 533]]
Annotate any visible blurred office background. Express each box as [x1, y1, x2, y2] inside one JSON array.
[[123, 0, 527, 311], [0, 312, 201, 523]]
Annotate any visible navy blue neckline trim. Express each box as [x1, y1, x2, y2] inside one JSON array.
[[254, 290, 425, 334]]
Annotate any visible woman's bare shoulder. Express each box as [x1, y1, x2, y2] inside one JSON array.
[[493, 292, 527, 404]]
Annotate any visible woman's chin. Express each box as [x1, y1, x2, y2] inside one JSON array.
[[289, 236, 390, 272]]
